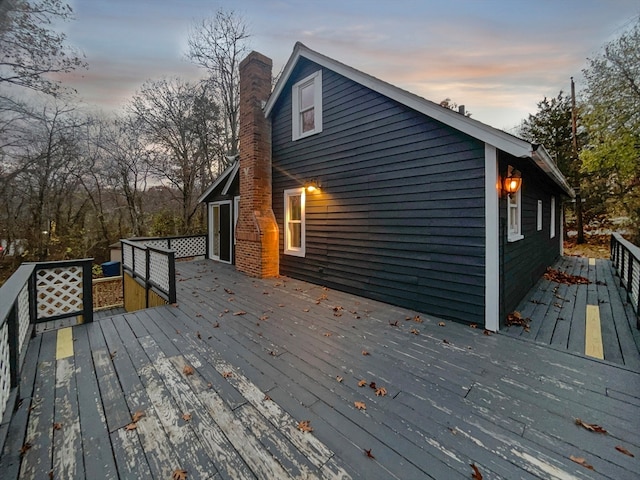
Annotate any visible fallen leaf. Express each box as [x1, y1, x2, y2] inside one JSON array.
[[362, 350, 370, 356], [183, 365, 194, 376], [260, 315, 269, 321], [545, 268, 590, 285], [182, 413, 192, 421], [369, 382, 377, 389], [224, 308, 229, 313], [132, 410, 145, 422], [336, 375, 344, 383], [364, 448, 375, 459], [389, 320, 399, 327], [438, 321, 446, 327], [375, 386, 387, 397], [470, 463, 483, 479], [413, 315, 422, 323], [233, 311, 247, 316], [410, 328, 419, 335], [53, 422, 62, 431], [110, 351, 116, 359], [354, 401, 366, 410], [269, 350, 277, 356], [172, 469, 188, 480], [483, 329, 492, 336], [303, 308, 310, 312], [470, 324, 478, 328], [297, 420, 314, 432], [196, 331, 202, 339], [323, 332, 332, 337], [213, 322, 220, 328], [569, 455, 594, 470], [224, 288, 235, 295], [195, 313, 202, 317], [278, 303, 285, 307], [125, 422, 138, 431], [358, 379, 367, 387], [263, 394, 271, 401], [222, 371, 233, 378], [615, 445, 634, 457], [20, 442, 32, 456], [207, 383, 213, 389], [575, 418, 607, 434]]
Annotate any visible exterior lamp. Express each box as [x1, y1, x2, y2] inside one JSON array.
[[504, 167, 522, 196], [305, 180, 321, 192]]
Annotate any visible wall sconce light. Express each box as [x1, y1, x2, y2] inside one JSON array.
[[305, 179, 321, 192], [503, 166, 522, 196]]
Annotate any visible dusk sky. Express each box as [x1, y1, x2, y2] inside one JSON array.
[[57, 0, 639, 131]]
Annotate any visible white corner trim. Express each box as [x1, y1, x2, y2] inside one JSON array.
[[485, 144, 500, 332]]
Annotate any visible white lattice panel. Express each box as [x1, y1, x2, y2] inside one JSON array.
[[36, 266, 83, 319], [0, 322, 11, 420], [171, 236, 206, 258], [122, 243, 134, 269], [632, 257, 640, 311], [143, 239, 168, 249], [134, 246, 147, 278], [18, 283, 30, 353], [149, 250, 170, 293]]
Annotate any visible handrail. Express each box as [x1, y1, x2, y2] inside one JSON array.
[[121, 240, 177, 306], [611, 233, 640, 328], [0, 264, 35, 330]]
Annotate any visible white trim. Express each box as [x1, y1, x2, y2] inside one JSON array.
[[485, 144, 500, 332], [233, 196, 240, 246], [198, 159, 238, 203], [265, 42, 574, 196], [537, 200, 543, 231], [507, 189, 524, 242], [284, 187, 305, 257], [292, 70, 323, 140], [222, 161, 239, 196], [550, 196, 556, 239]]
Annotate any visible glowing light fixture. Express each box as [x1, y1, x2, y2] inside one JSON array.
[[305, 179, 321, 192], [504, 167, 522, 195]]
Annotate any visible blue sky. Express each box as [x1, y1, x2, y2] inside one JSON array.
[[58, 0, 639, 131]]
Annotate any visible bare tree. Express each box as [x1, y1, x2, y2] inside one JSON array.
[[187, 8, 250, 158], [0, 0, 87, 97], [129, 77, 223, 233]]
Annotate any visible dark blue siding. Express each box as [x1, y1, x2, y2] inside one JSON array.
[[499, 153, 564, 319], [271, 59, 486, 324]]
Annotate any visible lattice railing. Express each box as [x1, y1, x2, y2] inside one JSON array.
[[611, 233, 640, 328], [125, 234, 207, 259]]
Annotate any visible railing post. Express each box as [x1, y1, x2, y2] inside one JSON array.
[[145, 247, 151, 308], [168, 250, 176, 304], [82, 259, 94, 323], [7, 303, 19, 389], [28, 267, 37, 328]]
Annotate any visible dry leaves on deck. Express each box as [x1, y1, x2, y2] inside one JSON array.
[[354, 401, 367, 410], [182, 413, 192, 421], [506, 311, 531, 331], [297, 420, 313, 433], [375, 386, 387, 397], [570, 455, 594, 470], [575, 418, 607, 434], [172, 468, 188, 480], [615, 445, 634, 457], [364, 448, 375, 459], [470, 463, 483, 479], [358, 379, 367, 387], [544, 267, 590, 285], [183, 365, 195, 376], [125, 410, 145, 431]]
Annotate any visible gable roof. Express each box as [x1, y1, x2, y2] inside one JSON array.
[[198, 159, 239, 203], [265, 42, 574, 197]]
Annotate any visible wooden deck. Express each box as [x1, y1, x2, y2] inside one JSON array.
[[1, 258, 639, 479], [503, 256, 640, 370]]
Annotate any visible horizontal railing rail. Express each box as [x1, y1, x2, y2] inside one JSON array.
[[125, 234, 207, 259], [0, 258, 94, 451], [611, 233, 640, 328]]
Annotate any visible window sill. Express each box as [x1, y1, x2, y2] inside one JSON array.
[[507, 234, 524, 243], [284, 249, 305, 257]]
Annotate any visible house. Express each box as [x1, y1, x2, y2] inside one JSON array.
[[200, 43, 574, 330]]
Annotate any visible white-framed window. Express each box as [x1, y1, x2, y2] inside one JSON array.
[[550, 196, 556, 238], [537, 200, 543, 231], [292, 71, 322, 141], [284, 187, 305, 256], [507, 190, 524, 242]]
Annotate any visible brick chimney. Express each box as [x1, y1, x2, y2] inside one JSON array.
[[235, 51, 279, 278]]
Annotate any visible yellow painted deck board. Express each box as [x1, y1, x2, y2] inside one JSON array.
[[585, 305, 604, 359], [56, 327, 74, 360]]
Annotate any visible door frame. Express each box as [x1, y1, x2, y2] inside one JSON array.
[[208, 201, 232, 264]]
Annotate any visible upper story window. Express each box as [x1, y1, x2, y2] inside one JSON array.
[[292, 71, 322, 140], [508, 190, 524, 242], [284, 187, 305, 256]]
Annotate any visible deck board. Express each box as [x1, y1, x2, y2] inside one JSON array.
[[1, 257, 639, 479]]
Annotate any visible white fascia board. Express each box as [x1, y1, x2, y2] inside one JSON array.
[[221, 161, 240, 196], [197, 159, 238, 203]]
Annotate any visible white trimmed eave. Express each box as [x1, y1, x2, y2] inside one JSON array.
[[264, 42, 574, 197], [197, 159, 239, 203]]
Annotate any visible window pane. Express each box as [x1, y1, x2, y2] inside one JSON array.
[[301, 109, 315, 132], [300, 82, 314, 109], [289, 195, 301, 220], [289, 223, 301, 248]]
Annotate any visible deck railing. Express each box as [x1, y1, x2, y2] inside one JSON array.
[[0, 258, 93, 443], [611, 233, 640, 328], [121, 235, 207, 311]]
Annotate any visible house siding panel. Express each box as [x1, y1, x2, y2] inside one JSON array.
[[271, 58, 487, 324], [499, 153, 563, 319]]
